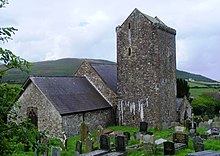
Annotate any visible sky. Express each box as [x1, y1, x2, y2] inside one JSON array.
[[1, 0, 220, 81]]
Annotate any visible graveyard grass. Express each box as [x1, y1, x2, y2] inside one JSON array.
[[12, 126, 220, 156]]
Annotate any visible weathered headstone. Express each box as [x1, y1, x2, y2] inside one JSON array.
[[213, 117, 220, 122], [95, 125, 103, 144], [173, 133, 188, 146], [114, 130, 123, 136], [162, 122, 169, 130], [85, 132, 93, 153], [143, 134, 154, 144], [163, 141, 175, 155], [199, 121, 211, 130], [193, 136, 203, 147], [80, 122, 89, 142], [143, 142, 155, 154], [42, 136, 49, 156], [100, 135, 110, 151], [134, 132, 140, 140], [123, 132, 130, 145], [76, 141, 82, 154], [194, 142, 205, 152], [51, 147, 60, 156], [115, 135, 126, 152], [175, 126, 185, 132], [140, 122, 148, 133], [212, 122, 220, 129]]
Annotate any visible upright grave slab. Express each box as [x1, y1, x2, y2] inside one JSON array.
[[80, 122, 89, 142], [51, 147, 60, 156], [164, 141, 175, 155], [95, 125, 103, 144]]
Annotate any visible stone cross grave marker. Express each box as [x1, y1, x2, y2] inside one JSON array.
[[51, 147, 60, 156], [95, 125, 103, 144], [140, 122, 148, 134], [163, 141, 175, 155], [80, 121, 89, 142], [115, 135, 126, 152], [85, 132, 93, 153], [75, 140, 82, 154], [100, 134, 111, 151]]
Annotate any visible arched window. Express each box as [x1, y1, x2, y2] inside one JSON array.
[[27, 107, 38, 128]]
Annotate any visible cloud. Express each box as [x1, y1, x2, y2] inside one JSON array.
[[1, 0, 220, 80]]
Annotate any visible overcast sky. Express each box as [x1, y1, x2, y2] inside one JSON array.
[[1, 0, 220, 81]]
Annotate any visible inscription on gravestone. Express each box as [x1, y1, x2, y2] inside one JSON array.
[[163, 141, 175, 155], [115, 136, 126, 152], [140, 122, 148, 133], [173, 133, 188, 145], [100, 135, 110, 151]]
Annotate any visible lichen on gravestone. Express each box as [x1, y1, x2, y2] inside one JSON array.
[[80, 122, 89, 142], [94, 125, 103, 144]]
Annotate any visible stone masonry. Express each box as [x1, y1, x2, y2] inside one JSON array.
[[18, 83, 63, 138], [116, 8, 176, 129]]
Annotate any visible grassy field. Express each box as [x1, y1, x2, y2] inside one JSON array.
[[12, 126, 220, 156], [190, 88, 219, 97]]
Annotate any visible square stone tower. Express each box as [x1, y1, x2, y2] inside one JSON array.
[[116, 8, 176, 129]]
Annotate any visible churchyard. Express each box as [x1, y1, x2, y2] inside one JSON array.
[[12, 117, 220, 156]]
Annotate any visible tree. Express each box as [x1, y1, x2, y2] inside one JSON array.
[[176, 78, 190, 99], [0, 1, 37, 155]]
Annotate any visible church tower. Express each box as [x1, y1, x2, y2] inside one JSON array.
[[116, 8, 176, 129]]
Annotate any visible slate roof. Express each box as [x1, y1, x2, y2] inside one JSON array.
[[28, 77, 112, 115], [90, 63, 117, 93]]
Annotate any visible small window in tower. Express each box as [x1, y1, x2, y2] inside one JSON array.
[[132, 115, 135, 121], [128, 47, 132, 56], [128, 23, 131, 29]]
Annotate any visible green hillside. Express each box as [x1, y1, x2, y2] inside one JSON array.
[[176, 70, 216, 82], [0, 58, 216, 84]]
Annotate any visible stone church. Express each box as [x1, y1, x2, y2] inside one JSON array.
[[17, 8, 177, 138]]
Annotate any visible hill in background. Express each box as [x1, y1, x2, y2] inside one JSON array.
[[0, 58, 217, 84]]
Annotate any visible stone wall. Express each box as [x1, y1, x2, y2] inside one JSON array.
[[116, 9, 176, 129], [62, 108, 113, 137], [75, 61, 117, 107], [18, 82, 63, 138]]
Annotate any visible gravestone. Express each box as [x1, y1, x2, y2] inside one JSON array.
[[124, 132, 130, 145], [75, 141, 82, 154], [162, 122, 169, 130], [134, 132, 140, 140], [194, 142, 205, 152], [51, 147, 60, 156], [213, 117, 220, 122], [115, 135, 126, 152], [175, 126, 185, 132], [114, 130, 123, 136], [193, 136, 203, 150], [85, 132, 93, 153], [173, 133, 188, 146], [42, 136, 49, 156], [212, 122, 220, 129], [100, 135, 110, 151], [95, 125, 103, 144], [188, 122, 197, 132], [143, 142, 155, 154], [199, 121, 210, 130], [143, 134, 154, 144], [140, 122, 148, 134], [80, 122, 89, 142], [164, 141, 175, 155]]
